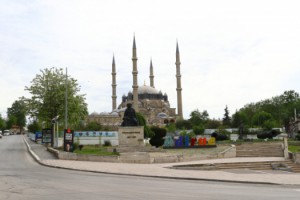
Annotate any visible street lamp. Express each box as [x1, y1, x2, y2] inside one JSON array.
[[51, 115, 59, 147]]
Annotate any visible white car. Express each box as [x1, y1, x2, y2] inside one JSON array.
[[3, 130, 10, 136]]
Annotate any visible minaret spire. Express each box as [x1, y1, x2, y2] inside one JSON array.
[[175, 41, 183, 119], [111, 54, 117, 111], [132, 35, 139, 112], [149, 59, 155, 88]]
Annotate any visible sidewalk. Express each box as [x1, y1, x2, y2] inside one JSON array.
[[23, 136, 300, 186]]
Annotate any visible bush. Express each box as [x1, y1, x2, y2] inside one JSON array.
[[257, 130, 280, 139], [175, 119, 192, 130], [193, 125, 204, 135], [103, 140, 111, 146], [149, 127, 167, 147], [211, 132, 229, 141], [295, 134, 300, 141], [73, 142, 79, 151], [144, 126, 154, 138]]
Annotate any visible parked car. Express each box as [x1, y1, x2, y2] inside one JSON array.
[[3, 130, 10, 136], [0, 133, 2, 138]]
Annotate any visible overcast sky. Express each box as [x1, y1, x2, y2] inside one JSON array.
[[1, 0, 300, 120]]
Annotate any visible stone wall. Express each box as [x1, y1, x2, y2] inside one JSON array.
[[47, 145, 236, 164], [47, 147, 119, 162]]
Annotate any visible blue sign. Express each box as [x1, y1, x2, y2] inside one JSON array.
[[35, 131, 42, 141]]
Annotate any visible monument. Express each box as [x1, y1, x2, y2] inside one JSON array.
[[118, 103, 144, 148], [121, 103, 138, 126]]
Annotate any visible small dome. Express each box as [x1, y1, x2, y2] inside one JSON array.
[[99, 112, 109, 115], [138, 85, 159, 94], [90, 112, 99, 115], [157, 112, 168, 118], [110, 111, 119, 116]]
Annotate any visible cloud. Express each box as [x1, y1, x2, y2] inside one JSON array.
[[1, 0, 300, 120]]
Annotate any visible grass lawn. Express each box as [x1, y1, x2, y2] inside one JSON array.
[[74, 145, 118, 156], [289, 145, 300, 153]]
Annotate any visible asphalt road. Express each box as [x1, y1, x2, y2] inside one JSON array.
[[1, 135, 300, 200]]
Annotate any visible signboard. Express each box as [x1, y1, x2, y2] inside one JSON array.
[[42, 128, 53, 143], [64, 129, 74, 152], [35, 131, 42, 142], [74, 131, 117, 137]]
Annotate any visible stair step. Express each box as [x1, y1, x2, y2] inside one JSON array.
[[175, 161, 300, 173]]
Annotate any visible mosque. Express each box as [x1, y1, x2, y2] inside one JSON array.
[[87, 37, 183, 129]]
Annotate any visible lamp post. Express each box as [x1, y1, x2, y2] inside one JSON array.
[[51, 115, 59, 147]]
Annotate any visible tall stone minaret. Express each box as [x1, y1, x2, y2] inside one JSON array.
[[132, 36, 139, 112], [176, 42, 183, 119], [149, 59, 155, 88], [111, 55, 117, 111]]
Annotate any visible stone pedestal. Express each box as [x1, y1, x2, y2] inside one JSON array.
[[118, 126, 144, 147], [280, 133, 289, 158]]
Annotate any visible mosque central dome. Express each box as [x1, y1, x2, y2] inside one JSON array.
[[138, 85, 159, 94]]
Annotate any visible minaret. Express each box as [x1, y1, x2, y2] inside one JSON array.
[[149, 59, 155, 88], [176, 41, 183, 119], [132, 36, 139, 112], [111, 55, 117, 111]]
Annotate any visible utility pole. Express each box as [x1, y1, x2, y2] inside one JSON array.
[[65, 68, 68, 129]]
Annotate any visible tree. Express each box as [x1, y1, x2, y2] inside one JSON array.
[[175, 119, 192, 130], [189, 109, 209, 126], [7, 99, 27, 133], [24, 67, 88, 128], [222, 105, 231, 127], [136, 112, 154, 138], [231, 111, 248, 128], [27, 120, 41, 133], [236, 90, 300, 131], [6, 115, 17, 130], [136, 112, 146, 126], [252, 111, 273, 127], [205, 119, 221, 129], [193, 125, 204, 135], [84, 121, 102, 131], [0, 114, 5, 130]]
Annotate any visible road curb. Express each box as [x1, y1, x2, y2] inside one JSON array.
[[23, 136, 41, 163], [22, 136, 296, 186]]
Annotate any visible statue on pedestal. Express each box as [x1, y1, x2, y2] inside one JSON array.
[[121, 103, 138, 126]]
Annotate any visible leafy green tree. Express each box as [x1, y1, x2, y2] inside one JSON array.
[[263, 120, 277, 130], [27, 120, 41, 133], [24, 67, 88, 128], [136, 112, 154, 138], [222, 105, 231, 127], [175, 119, 192, 130], [6, 115, 17, 130], [252, 111, 273, 127], [144, 126, 154, 138], [231, 111, 248, 128], [0, 114, 5, 130], [166, 123, 176, 133], [136, 112, 146, 126], [84, 121, 102, 131], [189, 109, 209, 126], [193, 125, 204, 135], [205, 119, 221, 129], [7, 99, 27, 133]]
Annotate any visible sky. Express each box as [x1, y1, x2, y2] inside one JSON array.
[[1, 0, 300, 120]]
